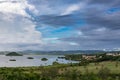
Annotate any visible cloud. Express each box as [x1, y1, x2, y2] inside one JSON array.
[[29, 0, 120, 50], [0, 0, 36, 17], [28, 0, 82, 16], [33, 14, 83, 27], [56, 0, 120, 50], [0, 0, 120, 51], [84, 10, 120, 30], [0, 0, 42, 51]]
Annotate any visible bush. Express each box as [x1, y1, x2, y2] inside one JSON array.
[[63, 69, 81, 80], [52, 61, 60, 65], [98, 67, 111, 80]]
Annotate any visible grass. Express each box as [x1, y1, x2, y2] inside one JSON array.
[[2, 61, 118, 74]]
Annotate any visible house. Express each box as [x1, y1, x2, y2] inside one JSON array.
[[106, 53, 120, 56]]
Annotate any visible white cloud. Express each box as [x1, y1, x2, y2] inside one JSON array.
[[61, 3, 84, 15], [95, 27, 106, 32], [0, 0, 37, 17], [0, 14, 42, 44], [0, 0, 42, 51], [69, 42, 79, 46]]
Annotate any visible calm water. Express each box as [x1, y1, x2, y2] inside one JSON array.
[[0, 55, 78, 67]]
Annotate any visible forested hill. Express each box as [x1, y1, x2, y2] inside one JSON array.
[[21, 50, 120, 55]]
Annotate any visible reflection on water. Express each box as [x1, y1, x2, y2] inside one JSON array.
[[0, 55, 78, 67]]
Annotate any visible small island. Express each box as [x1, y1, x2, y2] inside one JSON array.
[[58, 56, 65, 59], [27, 57, 34, 59], [9, 59, 16, 61], [6, 52, 23, 56], [41, 58, 48, 61]]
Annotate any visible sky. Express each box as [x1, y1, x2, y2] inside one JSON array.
[[0, 0, 120, 51]]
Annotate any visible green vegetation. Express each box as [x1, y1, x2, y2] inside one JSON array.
[[65, 54, 82, 61], [41, 58, 48, 61], [6, 52, 23, 56], [0, 61, 119, 80]]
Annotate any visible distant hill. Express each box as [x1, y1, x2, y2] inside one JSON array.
[[6, 52, 23, 56], [22, 50, 108, 55]]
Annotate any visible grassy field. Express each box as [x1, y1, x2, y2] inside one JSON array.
[[68, 61, 120, 74]]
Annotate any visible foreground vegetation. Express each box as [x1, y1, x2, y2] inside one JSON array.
[[0, 61, 119, 80]]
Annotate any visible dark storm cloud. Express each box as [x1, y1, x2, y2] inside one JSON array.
[[80, 0, 120, 30], [88, 0, 115, 4], [84, 11, 120, 30]]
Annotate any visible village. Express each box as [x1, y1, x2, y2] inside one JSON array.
[[82, 52, 120, 60]]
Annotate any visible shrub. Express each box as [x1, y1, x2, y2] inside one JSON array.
[[98, 67, 111, 80]]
